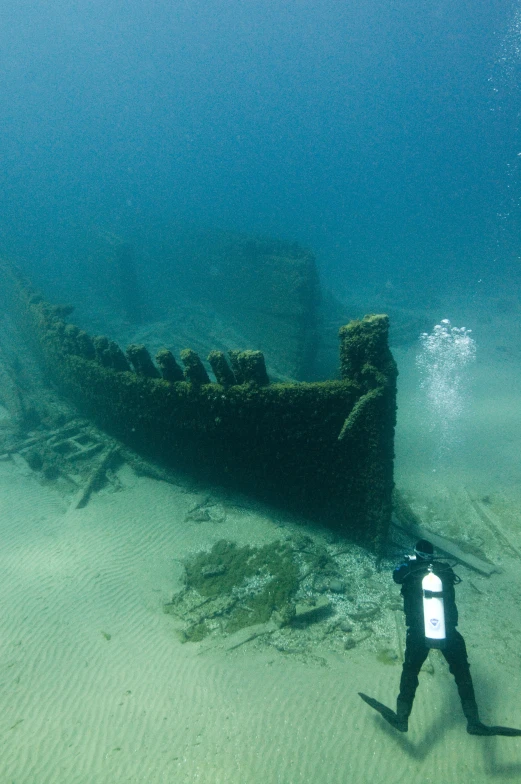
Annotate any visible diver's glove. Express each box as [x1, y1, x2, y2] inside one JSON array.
[[358, 692, 408, 732]]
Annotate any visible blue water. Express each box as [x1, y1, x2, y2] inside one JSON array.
[[2, 4, 521, 782], [2, 0, 521, 301]]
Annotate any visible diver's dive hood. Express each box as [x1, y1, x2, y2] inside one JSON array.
[[415, 539, 434, 559]]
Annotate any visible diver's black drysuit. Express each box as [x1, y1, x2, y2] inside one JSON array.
[[359, 553, 521, 735], [392, 557, 479, 730]]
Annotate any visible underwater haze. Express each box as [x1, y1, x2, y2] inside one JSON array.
[[3, 4, 521, 784], [1, 0, 521, 296]]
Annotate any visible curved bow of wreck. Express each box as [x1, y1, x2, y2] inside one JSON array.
[[2, 262, 397, 551]]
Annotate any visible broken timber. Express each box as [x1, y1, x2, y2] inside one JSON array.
[[1, 261, 397, 549], [69, 447, 118, 510], [392, 489, 500, 576], [464, 488, 521, 561]]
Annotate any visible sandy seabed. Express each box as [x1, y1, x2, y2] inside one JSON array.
[[1, 338, 521, 783]]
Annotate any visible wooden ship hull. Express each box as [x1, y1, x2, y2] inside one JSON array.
[[2, 262, 397, 550]]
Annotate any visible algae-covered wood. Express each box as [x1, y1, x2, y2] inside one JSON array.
[[2, 262, 397, 550]]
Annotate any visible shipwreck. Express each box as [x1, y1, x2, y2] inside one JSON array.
[[1, 259, 397, 551]]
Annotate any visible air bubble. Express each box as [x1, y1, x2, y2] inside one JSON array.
[[416, 319, 476, 458]]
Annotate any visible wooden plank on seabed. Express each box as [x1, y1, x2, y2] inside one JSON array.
[[391, 518, 500, 576]]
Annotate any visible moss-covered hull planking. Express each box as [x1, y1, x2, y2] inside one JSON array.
[[3, 264, 397, 550]]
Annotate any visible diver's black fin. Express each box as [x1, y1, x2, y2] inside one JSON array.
[[468, 722, 521, 737], [358, 692, 408, 732]]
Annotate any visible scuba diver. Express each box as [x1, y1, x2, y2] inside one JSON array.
[[359, 539, 521, 736]]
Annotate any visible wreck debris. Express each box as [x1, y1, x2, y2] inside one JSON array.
[[3, 419, 118, 498], [207, 350, 236, 387], [1, 260, 397, 548], [165, 534, 403, 657], [165, 538, 320, 644], [228, 350, 245, 384], [338, 388, 382, 441], [0, 343, 25, 423], [69, 447, 119, 510], [93, 336, 131, 372], [156, 349, 184, 383], [235, 350, 270, 386], [2, 408, 183, 508], [180, 349, 211, 384], [392, 489, 500, 576], [464, 488, 521, 561], [75, 330, 97, 361], [117, 446, 184, 486], [126, 344, 160, 378], [220, 620, 279, 651], [226, 350, 270, 386]]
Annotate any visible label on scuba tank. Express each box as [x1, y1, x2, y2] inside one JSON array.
[[422, 570, 446, 648]]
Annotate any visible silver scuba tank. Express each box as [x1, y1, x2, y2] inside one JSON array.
[[422, 566, 446, 648]]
